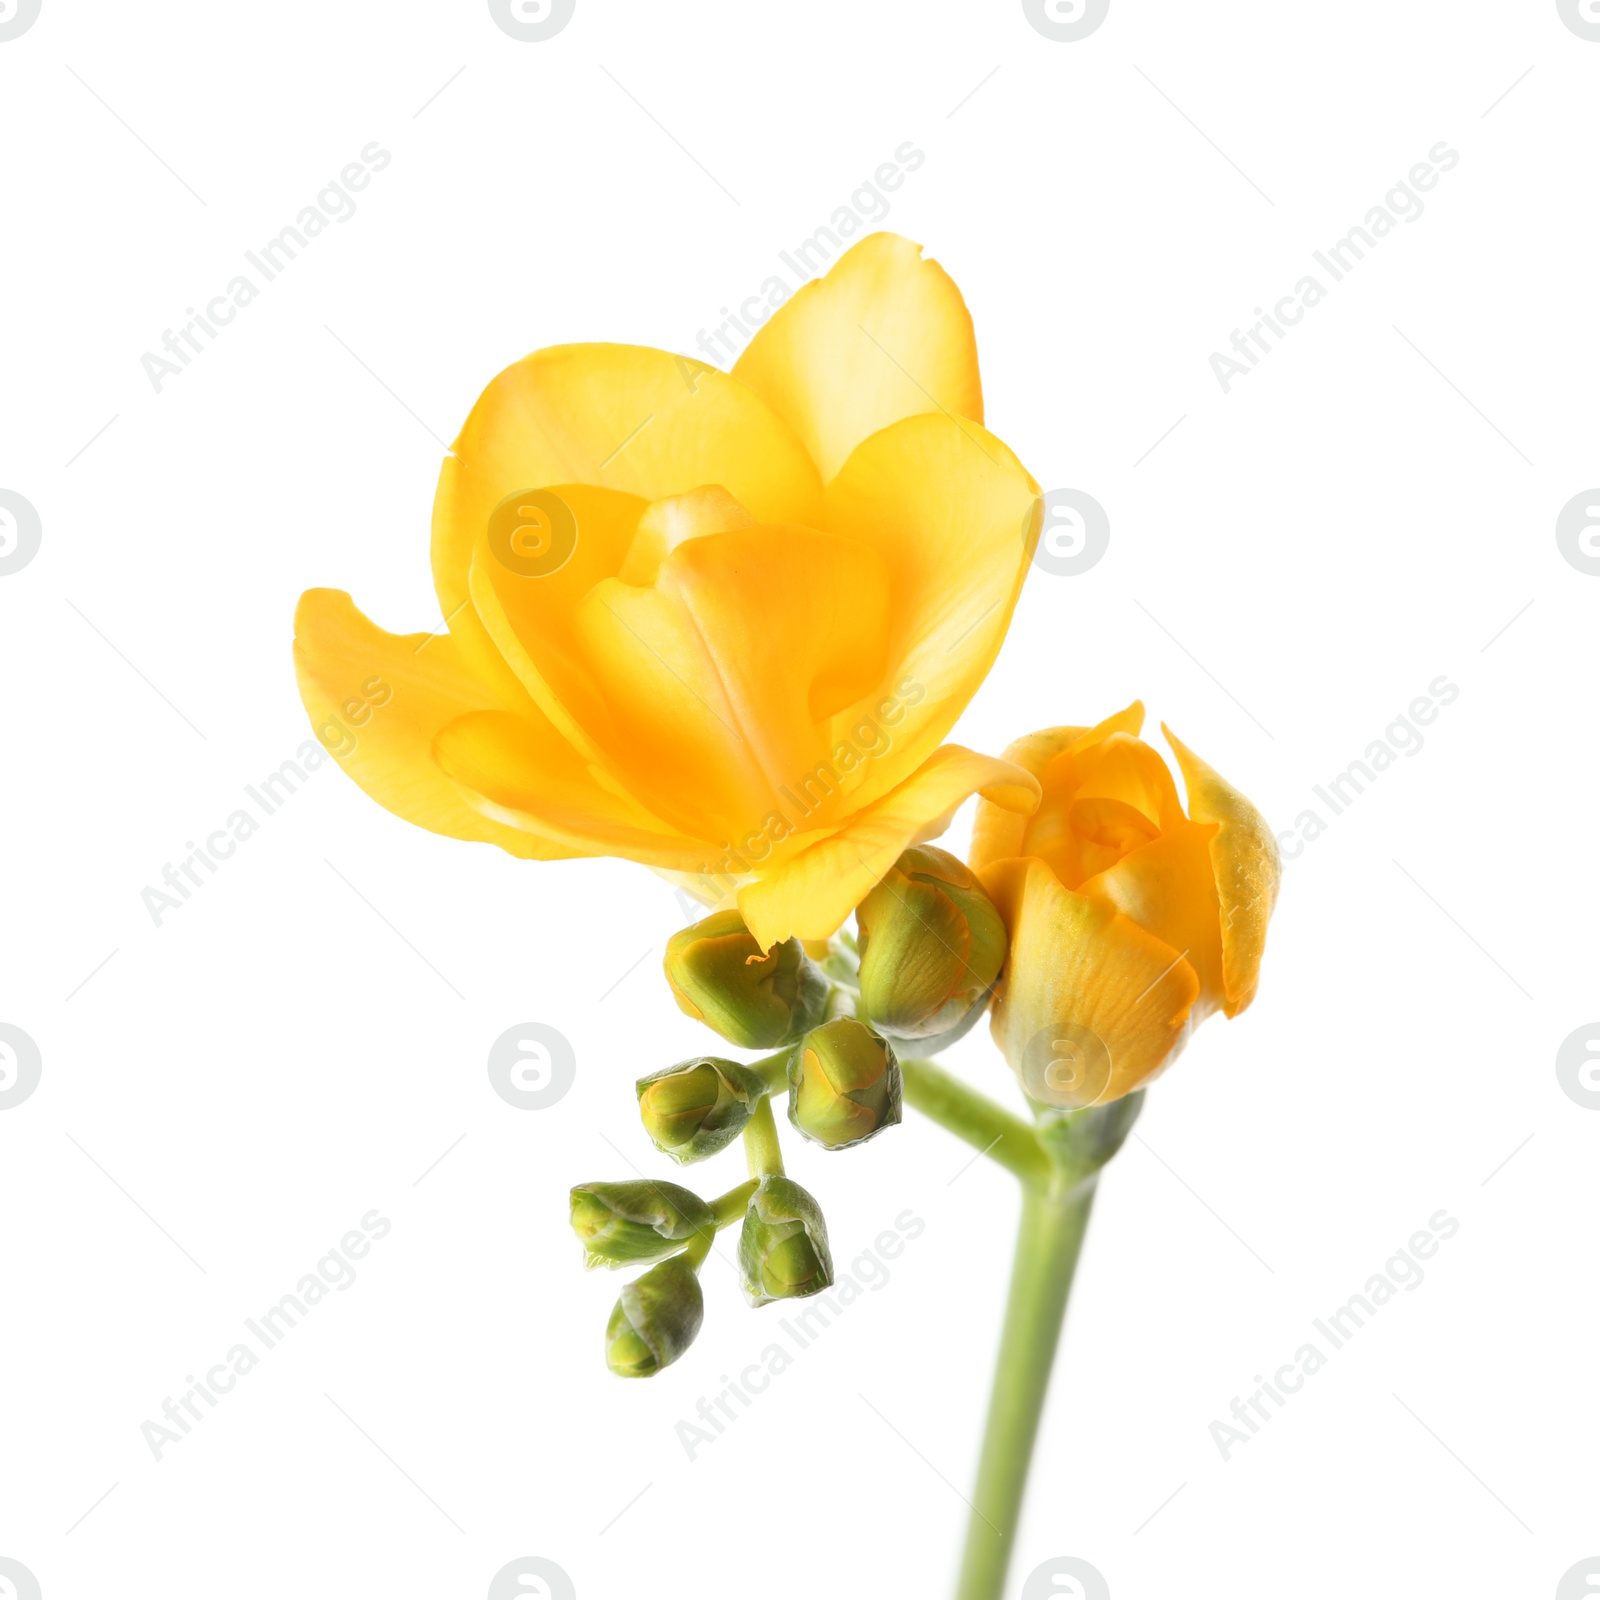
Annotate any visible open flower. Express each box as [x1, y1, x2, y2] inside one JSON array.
[[970, 703, 1279, 1107], [295, 233, 1042, 947]]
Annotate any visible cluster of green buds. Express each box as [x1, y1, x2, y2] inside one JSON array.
[[569, 853, 1008, 1376]]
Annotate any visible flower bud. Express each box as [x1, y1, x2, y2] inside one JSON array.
[[738, 1176, 834, 1306], [664, 910, 830, 1049], [636, 1056, 765, 1164], [787, 1017, 902, 1151], [569, 1180, 713, 1270], [855, 846, 1008, 1039], [606, 1254, 704, 1378]]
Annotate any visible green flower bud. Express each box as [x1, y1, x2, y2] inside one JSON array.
[[738, 1175, 834, 1306], [787, 1017, 902, 1150], [855, 846, 1007, 1040], [569, 1180, 713, 1270], [664, 910, 830, 1048], [636, 1056, 765, 1164], [606, 1254, 704, 1378]]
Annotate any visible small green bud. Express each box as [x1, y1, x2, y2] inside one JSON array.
[[855, 846, 1007, 1040], [636, 1056, 765, 1164], [787, 1017, 902, 1151], [569, 1180, 713, 1270], [664, 910, 830, 1049], [606, 1254, 704, 1378], [738, 1175, 834, 1306]]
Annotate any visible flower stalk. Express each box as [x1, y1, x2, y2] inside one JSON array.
[[899, 1056, 1051, 1188], [742, 1095, 786, 1178], [901, 1057, 1143, 1600], [954, 1178, 1098, 1600]]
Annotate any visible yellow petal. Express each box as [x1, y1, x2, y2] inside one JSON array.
[[1069, 732, 1186, 832], [1076, 821, 1227, 1016], [292, 589, 577, 860], [981, 857, 1200, 1106], [618, 485, 755, 586], [1163, 727, 1281, 1016], [737, 746, 1040, 949], [432, 709, 708, 868], [568, 525, 893, 842], [970, 704, 1145, 872], [733, 232, 983, 482], [822, 411, 1043, 810], [464, 481, 650, 766], [1023, 728, 1188, 889], [433, 343, 824, 619]]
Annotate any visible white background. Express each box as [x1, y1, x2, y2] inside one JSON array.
[[2, 3, 1597, 1597]]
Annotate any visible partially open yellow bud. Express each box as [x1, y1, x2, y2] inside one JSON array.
[[971, 704, 1280, 1107]]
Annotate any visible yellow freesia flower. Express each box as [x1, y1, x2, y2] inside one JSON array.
[[294, 233, 1043, 949], [970, 703, 1280, 1107]]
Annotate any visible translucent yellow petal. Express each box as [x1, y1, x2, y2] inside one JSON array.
[[432, 343, 824, 618], [566, 525, 893, 842], [465, 482, 650, 766], [737, 746, 1041, 949], [970, 704, 1145, 873], [432, 710, 707, 868], [292, 589, 577, 860], [1069, 732, 1186, 831], [1163, 727, 1281, 1016], [732, 232, 983, 482], [1076, 822, 1227, 1016], [618, 485, 755, 586], [1020, 728, 1188, 889], [822, 411, 1043, 810], [981, 857, 1200, 1106]]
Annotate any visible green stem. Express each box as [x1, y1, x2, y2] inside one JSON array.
[[708, 1179, 758, 1230], [685, 1180, 760, 1272], [955, 1177, 1098, 1600], [900, 1057, 1051, 1188], [747, 1049, 791, 1096], [743, 1095, 784, 1177]]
